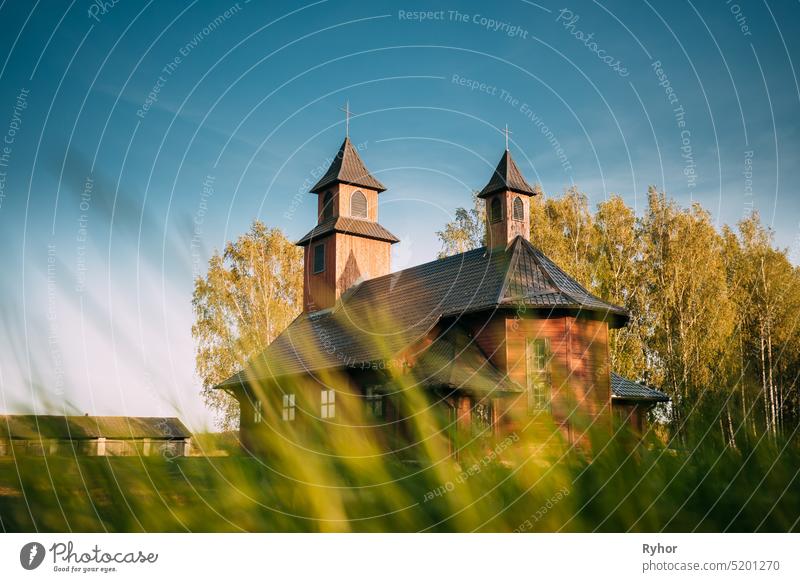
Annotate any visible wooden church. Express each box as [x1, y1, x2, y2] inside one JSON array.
[[216, 132, 668, 454]]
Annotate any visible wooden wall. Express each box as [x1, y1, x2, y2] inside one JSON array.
[[334, 232, 391, 296], [239, 309, 613, 455], [468, 312, 507, 370], [303, 233, 337, 311], [565, 316, 612, 436], [469, 311, 612, 444], [303, 232, 391, 312], [486, 190, 530, 248], [613, 402, 649, 435], [238, 367, 393, 458], [337, 184, 379, 221], [316, 184, 380, 222]]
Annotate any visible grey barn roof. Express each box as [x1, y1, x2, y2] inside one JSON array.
[[478, 150, 537, 198], [0, 416, 191, 440], [296, 216, 399, 246], [217, 236, 628, 386], [310, 137, 386, 193], [610, 373, 670, 402]]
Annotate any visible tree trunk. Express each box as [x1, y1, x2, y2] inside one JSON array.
[[759, 318, 770, 435], [766, 319, 777, 438]]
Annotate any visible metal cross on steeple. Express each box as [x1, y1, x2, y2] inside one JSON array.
[[339, 100, 352, 138], [503, 124, 512, 151]]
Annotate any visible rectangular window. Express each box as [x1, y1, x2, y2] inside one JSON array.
[[321, 389, 335, 419], [253, 400, 263, 424], [526, 338, 551, 413], [313, 243, 325, 274], [490, 197, 502, 222], [471, 401, 493, 437], [366, 387, 383, 418], [282, 394, 296, 421]]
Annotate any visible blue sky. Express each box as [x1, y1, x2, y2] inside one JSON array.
[[0, 0, 798, 427]]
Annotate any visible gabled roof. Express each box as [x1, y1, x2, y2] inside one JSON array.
[[310, 137, 386, 193], [0, 416, 191, 440], [412, 326, 523, 393], [217, 236, 628, 385], [296, 216, 399, 246], [610, 373, 670, 402], [478, 150, 537, 198]]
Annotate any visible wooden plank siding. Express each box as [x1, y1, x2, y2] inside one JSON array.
[[334, 232, 391, 298], [505, 315, 570, 442], [238, 311, 614, 455], [238, 366, 394, 458], [486, 190, 531, 248], [303, 233, 338, 311], [469, 313, 508, 371], [565, 316, 613, 442], [336, 183, 379, 221], [315, 184, 379, 222], [466, 312, 614, 446], [303, 232, 391, 312]]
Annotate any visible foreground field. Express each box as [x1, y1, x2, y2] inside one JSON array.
[[1, 431, 797, 532]]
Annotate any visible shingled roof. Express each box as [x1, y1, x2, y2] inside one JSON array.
[[0, 416, 191, 440], [478, 150, 537, 198], [310, 137, 386, 193], [217, 236, 628, 385], [412, 326, 523, 394], [296, 216, 399, 246], [610, 373, 670, 402]]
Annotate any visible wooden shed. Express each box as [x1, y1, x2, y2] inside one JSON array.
[[0, 415, 192, 457]]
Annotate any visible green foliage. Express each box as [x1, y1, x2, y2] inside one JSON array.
[[435, 193, 485, 258], [191, 221, 302, 429]]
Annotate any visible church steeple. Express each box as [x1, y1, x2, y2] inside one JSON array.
[[478, 145, 538, 248], [310, 137, 386, 195], [298, 132, 397, 312]]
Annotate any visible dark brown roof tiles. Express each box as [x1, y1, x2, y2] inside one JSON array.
[[610, 373, 670, 402], [296, 216, 399, 246], [310, 137, 386, 193], [413, 327, 523, 393], [478, 150, 537, 198], [217, 236, 629, 383]]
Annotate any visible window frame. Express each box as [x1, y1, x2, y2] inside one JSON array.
[[365, 386, 383, 418], [471, 400, 494, 437], [490, 196, 503, 223], [312, 242, 326, 274], [512, 196, 524, 221], [282, 393, 296, 421], [526, 338, 552, 414], [321, 389, 336, 419], [253, 399, 263, 424], [350, 190, 368, 218], [321, 191, 333, 221]]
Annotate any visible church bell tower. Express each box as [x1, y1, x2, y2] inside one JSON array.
[[478, 133, 538, 248], [297, 124, 398, 312]]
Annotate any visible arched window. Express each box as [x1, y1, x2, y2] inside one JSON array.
[[321, 191, 333, 221], [490, 197, 502, 222], [512, 196, 524, 221], [350, 190, 368, 218]]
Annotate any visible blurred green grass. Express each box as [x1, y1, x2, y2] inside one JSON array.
[[1, 427, 797, 532]]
